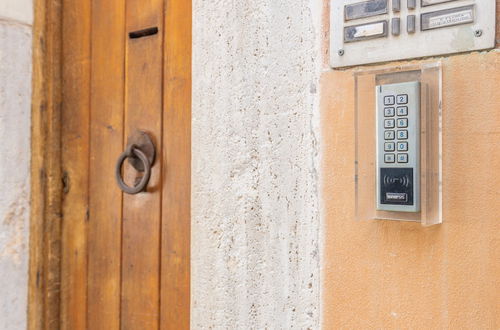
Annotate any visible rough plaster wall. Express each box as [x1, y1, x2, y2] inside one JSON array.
[[0, 3, 32, 330], [192, 1, 322, 328]]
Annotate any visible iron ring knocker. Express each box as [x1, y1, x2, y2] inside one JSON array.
[[115, 144, 152, 194]]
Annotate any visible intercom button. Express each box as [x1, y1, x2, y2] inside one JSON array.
[[407, 14, 416, 33], [384, 107, 395, 117], [392, 0, 401, 12], [384, 95, 395, 105], [396, 106, 408, 116], [384, 119, 395, 128], [391, 17, 401, 36], [397, 153, 408, 163], [384, 142, 395, 152], [384, 130, 395, 140], [396, 94, 408, 104], [385, 154, 395, 163], [397, 142, 408, 151], [397, 130, 408, 139], [397, 118, 408, 128]]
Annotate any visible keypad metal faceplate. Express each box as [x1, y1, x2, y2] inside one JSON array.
[[376, 81, 420, 212]]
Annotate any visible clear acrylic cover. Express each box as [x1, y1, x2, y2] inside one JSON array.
[[354, 63, 442, 226]]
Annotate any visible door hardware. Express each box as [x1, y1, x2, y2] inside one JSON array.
[[129, 27, 159, 39], [115, 130, 156, 194]]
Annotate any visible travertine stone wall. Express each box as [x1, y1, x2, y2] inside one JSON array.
[[192, 1, 323, 328]]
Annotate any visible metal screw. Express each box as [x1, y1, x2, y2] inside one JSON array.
[[474, 29, 483, 37], [338, 49, 345, 56]]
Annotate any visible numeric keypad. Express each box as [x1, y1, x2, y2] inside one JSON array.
[[382, 93, 411, 164]]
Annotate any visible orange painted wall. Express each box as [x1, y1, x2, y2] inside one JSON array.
[[321, 51, 499, 328]]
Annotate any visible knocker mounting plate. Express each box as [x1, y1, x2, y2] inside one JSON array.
[[127, 130, 156, 171]]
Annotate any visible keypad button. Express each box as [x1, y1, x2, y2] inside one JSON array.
[[384, 95, 395, 105], [384, 107, 395, 117], [396, 106, 408, 116], [384, 130, 395, 140], [384, 142, 395, 152], [397, 153, 408, 163], [397, 118, 408, 128], [384, 119, 395, 128], [397, 142, 408, 151], [385, 154, 395, 163], [396, 94, 408, 104], [397, 130, 408, 139]]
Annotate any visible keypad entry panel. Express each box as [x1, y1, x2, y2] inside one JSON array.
[[376, 81, 420, 212]]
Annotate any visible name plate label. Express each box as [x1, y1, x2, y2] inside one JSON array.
[[344, 21, 388, 42], [422, 0, 458, 6], [344, 0, 388, 21], [421, 5, 474, 30]]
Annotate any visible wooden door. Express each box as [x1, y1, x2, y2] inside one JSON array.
[[60, 0, 191, 329]]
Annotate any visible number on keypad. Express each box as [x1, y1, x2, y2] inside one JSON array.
[[397, 94, 408, 104], [397, 142, 408, 151], [384, 142, 395, 152], [385, 119, 395, 128], [397, 153, 408, 163], [397, 118, 408, 128], [384, 96, 395, 105], [396, 106, 408, 116]]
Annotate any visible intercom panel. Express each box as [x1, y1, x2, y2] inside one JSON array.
[[376, 82, 420, 212], [354, 63, 442, 225], [330, 0, 496, 67]]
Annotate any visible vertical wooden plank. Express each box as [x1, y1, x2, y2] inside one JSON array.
[[160, 0, 192, 328], [29, 0, 63, 328], [60, 0, 91, 329], [121, 0, 164, 329], [87, 0, 125, 328]]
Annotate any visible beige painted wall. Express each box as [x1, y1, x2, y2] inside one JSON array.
[[321, 51, 499, 328]]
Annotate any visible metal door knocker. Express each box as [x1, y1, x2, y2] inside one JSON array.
[[115, 130, 156, 194]]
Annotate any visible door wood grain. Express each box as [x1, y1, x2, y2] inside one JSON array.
[[121, 0, 164, 328], [87, 0, 125, 329], [60, 0, 91, 329], [161, 1, 192, 328], [57, 0, 191, 329]]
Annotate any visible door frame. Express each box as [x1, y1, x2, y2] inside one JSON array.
[[28, 0, 192, 328]]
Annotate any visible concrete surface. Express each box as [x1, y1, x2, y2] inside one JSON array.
[[192, 0, 322, 328], [0, 2, 32, 329]]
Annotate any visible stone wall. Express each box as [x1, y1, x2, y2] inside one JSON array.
[[192, 1, 323, 328], [0, 1, 32, 329]]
